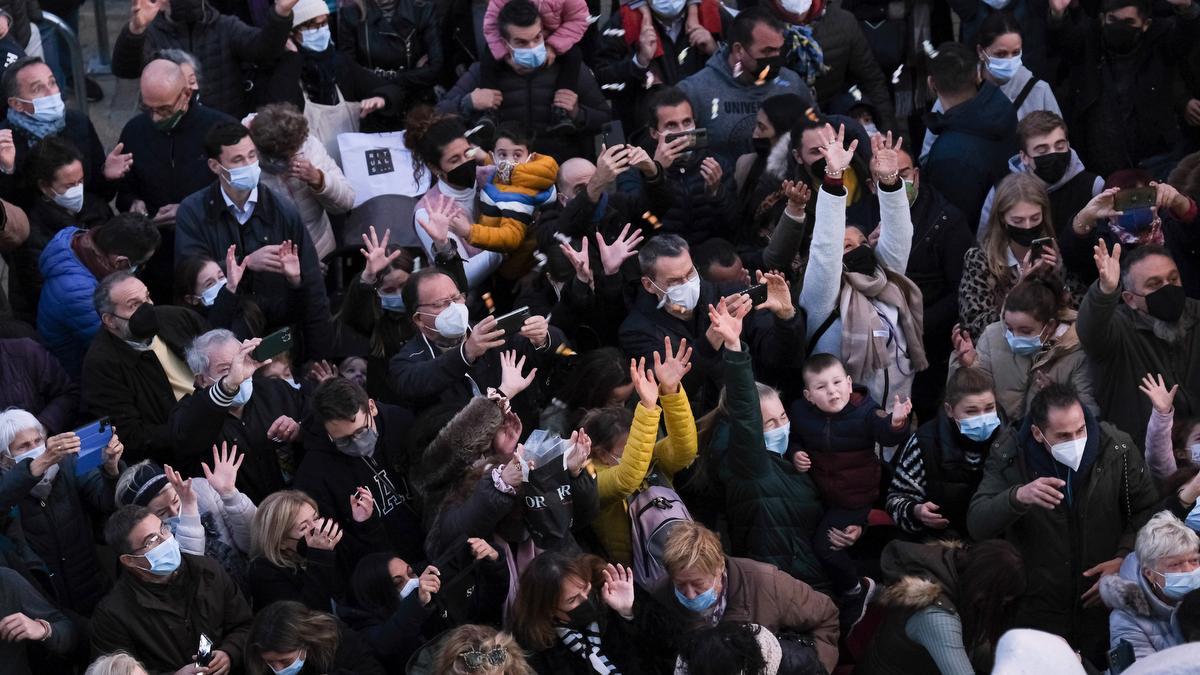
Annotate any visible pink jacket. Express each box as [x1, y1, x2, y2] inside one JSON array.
[[483, 0, 590, 61]]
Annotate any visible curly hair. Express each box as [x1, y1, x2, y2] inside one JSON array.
[[404, 105, 468, 183], [250, 103, 309, 159]]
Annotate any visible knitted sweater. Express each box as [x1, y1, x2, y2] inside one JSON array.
[[590, 389, 698, 565]]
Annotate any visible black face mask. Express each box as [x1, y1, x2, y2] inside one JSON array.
[[443, 159, 478, 190], [1032, 150, 1071, 185], [752, 137, 772, 156], [125, 303, 159, 341], [564, 595, 602, 629], [1143, 283, 1187, 323], [743, 54, 784, 84], [1103, 22, 1142, 54], [807, 158, 827, 182], [171, 0, 204, 24], [843, 243, 877, 276], [1005, 224, 1042, 248]]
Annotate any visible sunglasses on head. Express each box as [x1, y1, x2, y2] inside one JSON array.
[[458, 646, 507, 671]]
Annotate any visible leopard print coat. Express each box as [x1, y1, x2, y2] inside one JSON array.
[[957, 247, 1087, 339]]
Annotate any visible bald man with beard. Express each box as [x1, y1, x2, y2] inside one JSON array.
[[114, 59, 235, 299]]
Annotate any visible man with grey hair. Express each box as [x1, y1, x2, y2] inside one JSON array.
[[618, 233, 803, 411], [1100, 511, 1200, 659], [167, 329, 302, 501], [81, 271, 207, 464]]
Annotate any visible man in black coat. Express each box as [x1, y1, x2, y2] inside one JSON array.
[[111, 0, 298, 117], [436, 0, 611, 161], [81, 272, 208, 464], [174, 122, 334, 361], [387, 267, 564, 420], [298, 377, 423, 573], [0, 56, 125, 209], [618, 234, 805, 411], [170, 329, 304, 503]]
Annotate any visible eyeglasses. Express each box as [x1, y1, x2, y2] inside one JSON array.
[[136, 522, 172, 554], [458, 646, 507, 671], [416, 292, 465, 312], [329, 418, 373, 449], [139, 88, 188, 117]]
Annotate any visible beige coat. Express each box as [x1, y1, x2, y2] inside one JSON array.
[[949, 310, 1097, 420], [258, 134, 354, 259]]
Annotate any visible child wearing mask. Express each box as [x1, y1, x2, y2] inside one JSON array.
[[480, 0, 590, 134], [789, 352, 912, 629]]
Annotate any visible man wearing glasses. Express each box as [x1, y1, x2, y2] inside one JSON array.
[[91, 505, 252, 675], [296, 376, 423, 573], [388, 267, 564, 418]]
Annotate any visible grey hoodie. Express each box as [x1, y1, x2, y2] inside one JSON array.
[[678, 46, 814, 163], [977, 149, 1105, 240]]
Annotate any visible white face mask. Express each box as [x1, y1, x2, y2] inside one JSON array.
[[653, 274, 701, 312], [779, 0, 813, 17], [1190, 443, 1200, 465], [399, 576, 420, 599], [1048, 434, 1087, 471], [200, 278, 226, 307], [52, 183, 85, 213], [433, 302, 470, 339]]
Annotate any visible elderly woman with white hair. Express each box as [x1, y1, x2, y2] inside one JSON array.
[[0, 408, 124, 615], [115, 443, 256, 590], [1100, 511, 1200, 659], [85, 652, 148, 675]]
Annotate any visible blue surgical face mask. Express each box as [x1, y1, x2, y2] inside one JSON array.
[[1157, 567, 1200, 601], [510, 40, 548, 70], [378, 291, 406, 313], [271, 652, 307, 675], [19, 92, 65, 124], [763, 423, 790, 455], [957, 412, 1001, 442], [300, 24, 331, 52], [230, 378, 254, 407], [200, 278, 226, 307], [140, 535, 182, 576], [1186, 500, 1200, 532], [650, 0, 686, 18], [222, 161, 261, 191], [1004, 328, 1043, 356], [674, 584, 719, 612], [1115, 207, 1156, 233], [985, 54, 1022, 82]]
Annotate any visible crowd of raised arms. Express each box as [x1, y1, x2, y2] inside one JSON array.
[[1, 0, 1200, 671]]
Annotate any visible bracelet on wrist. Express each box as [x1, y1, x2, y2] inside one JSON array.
[[824, 167, 845, 179], [876, 171, 899, 184]]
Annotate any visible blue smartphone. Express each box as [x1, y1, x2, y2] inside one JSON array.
[[73, 417, 113, 476]]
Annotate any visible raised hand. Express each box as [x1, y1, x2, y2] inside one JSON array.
[[816, 124, 858, 176], [102, 431, 125, 478], [566, 429, 591, 476], [652, 336, 692, 395], [304, 517, 343, 551], [350, 486, 375, 522], [625, 145, 657, 176], [164, 463, 198, 514], [559, 237, 593, 286], [915, 502, 949, 529], [519, 315, 550, 348], [1139, 373, 1179, 415], [891, 395, 913, 427], [601, 563, 636, 619], [1152, 181, 1191, 213], [359, 226, 402, 286], [755, 270, 795, 320], [224, 338, 266, 390], [416, 201, 452, 246], [593, 144, 631, 190], [499, 452, 527, 489], [224, 245, 246, 293], [417, 565, 441, 606], [630, 357, 660, 409], [275, 0, 301, 17], [201, 442, 243, 498], [32, 432, 80, 476], [464, 315, 506, 362], [1049, 0, 1071, 15], [129, 0, 162, 34], [868, 131, 902, 184], [707, 297, 744, 351], [636, 19, 657, 65], [1093, 240, 1122, 294], [308, 359, 337, 384], [654, 132, 692, 170], [596, 223, 644, 276], [700, 157, 723, 196], [243, 244, 284, 274], [279, 240, 302, 288], [781, 180, 811, 216], [951, 324, 976, 367], [103, 142, 134, 181], [498, 350, 538, 398]]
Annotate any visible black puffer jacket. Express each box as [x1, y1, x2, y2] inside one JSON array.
[[110, 5, 293, 117], [0, 454, 118, 615], [337, 0, 441, 105], [438, 61, 612, 162], [646, 154, 739, 246]]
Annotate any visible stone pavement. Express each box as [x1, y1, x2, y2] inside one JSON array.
[[73, 0, 140, 147]]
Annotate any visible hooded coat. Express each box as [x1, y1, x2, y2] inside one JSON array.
[[966, 411, 1159, 662], [37, 227, 101, 378], [1100, 553, 1184, 660], [922, 83, 1018, 227]]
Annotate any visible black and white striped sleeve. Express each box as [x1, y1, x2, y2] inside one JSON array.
[[886, 435, 928, 534]]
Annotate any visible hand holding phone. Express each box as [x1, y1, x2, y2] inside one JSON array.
[[493, 306, 532, 336], [1112, 186, 1156, 213], [252, 327, 293, 362]]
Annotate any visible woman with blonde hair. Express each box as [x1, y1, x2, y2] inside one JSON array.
[[958, 172, 1086, 339], [245, 600, 384, 675], [85, 652, 148, 675], [248, 490, 344, 612], [434, 625, 534, 675]]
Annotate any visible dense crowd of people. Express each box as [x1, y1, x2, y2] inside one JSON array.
[[0, 0, 1198, 671]]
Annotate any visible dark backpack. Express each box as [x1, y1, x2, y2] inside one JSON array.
[[628, 464, 693, 588]]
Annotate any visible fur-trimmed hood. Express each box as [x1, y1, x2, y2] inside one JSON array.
[[878, 575, 947, 610], [1101, 554, 1175, 621], [876, 540, 964, 612], [765, 131, 795, 182], [415, 396, 505, 502]]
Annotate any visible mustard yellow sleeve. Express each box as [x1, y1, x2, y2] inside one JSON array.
[[654, 388, 698, 476], [468, 217, 528, 253], [596, 402, 661, 507]]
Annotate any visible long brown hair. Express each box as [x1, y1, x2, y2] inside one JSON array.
[[981, 173, 1056, 298], [511, 552, 607, 651], [245, 601, 339, 675], [956, 539, 1026, 649]]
